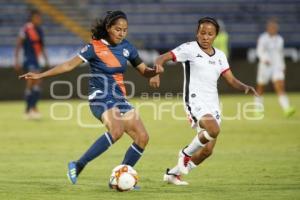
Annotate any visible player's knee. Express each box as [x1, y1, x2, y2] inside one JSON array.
[[207, 126, 220, 139], [109, 125, 125, 141]]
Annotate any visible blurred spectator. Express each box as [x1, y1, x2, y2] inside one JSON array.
[[213, 19, 229, 58]]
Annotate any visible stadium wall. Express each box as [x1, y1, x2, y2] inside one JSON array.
[[0, 60, 299, 101]]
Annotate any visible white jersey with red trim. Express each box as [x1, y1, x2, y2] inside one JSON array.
[[171, 41, 230, 108]]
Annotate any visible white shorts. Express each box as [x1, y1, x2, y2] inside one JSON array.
[[185, 99, 221, 132], [257, 63, 285, 85]]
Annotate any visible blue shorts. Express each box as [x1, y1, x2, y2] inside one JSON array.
[[89, 91, 133, 120], [23, 60, 41, 72]]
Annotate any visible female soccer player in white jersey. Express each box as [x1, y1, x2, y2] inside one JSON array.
[[150, 17, 258, 185], [254, 18, 295, 117]]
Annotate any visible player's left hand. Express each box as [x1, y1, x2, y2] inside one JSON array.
[[149, 75, 160, 88], [245, 86, 258, 96]]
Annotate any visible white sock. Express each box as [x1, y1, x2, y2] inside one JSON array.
[[278, 94, 290, 110], [254, 96, 264, 112], [169, 161, 198, 175], [187, 161, 197, 172], [168, 165, 180, 175], [183, 133, 205, 156]]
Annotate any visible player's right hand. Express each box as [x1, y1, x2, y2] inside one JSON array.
[[19, 72, 42, 80], [245, 85, 259, 96]]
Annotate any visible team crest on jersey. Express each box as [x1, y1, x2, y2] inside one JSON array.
[[123, 48, 130, 57]]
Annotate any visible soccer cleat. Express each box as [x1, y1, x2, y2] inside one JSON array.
[[284, 107, 296, 118], [163, 168, 188, 185], [67, 161, 78, 184], [177, 150, 191, 175], [23, 112, 32, 120], [30, 110, 42, 120], [23, 110, 42, 120], [253, 111, 264, 118], [132, 185, 141, 190]]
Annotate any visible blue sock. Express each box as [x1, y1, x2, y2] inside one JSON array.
[[122, 143, 144, 167], [25, 89, 33, 112], [77, 132, 114, 167], [31, 86, 41, 108]]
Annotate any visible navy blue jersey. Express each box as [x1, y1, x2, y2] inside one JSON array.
[[78, 39, 141, 98], [19, 22, 44, 67]]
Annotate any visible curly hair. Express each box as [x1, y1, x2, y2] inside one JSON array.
[[91, 10, 127, 40]]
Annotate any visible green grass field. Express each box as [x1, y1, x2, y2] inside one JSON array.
[[0, 94, 299, 200]]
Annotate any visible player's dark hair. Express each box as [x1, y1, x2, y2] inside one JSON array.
[[91, 10, 127, 40], [198, 17, 220, 35], [28, 9, 41, 21]]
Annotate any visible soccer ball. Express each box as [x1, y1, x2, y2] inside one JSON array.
[[109, 164, 138, 191]]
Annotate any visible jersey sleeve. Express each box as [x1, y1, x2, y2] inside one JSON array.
[[256, 34, 270, 63], [170, 42, 191, 62], [128, 43, 143, 68], [78, 44, 94, 63], [220, 52, 230, 75]]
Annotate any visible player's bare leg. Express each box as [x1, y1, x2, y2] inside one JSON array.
[[68, 107, 124, 184], [176, 115, 219, 174], [254, 84, 265, 117], [273, 80, 295, 117], [191, 140, 216, 165], [165, 115, 219, 185]]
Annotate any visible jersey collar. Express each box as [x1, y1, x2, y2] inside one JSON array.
[[197, 41, 215, 57], [101, 39, 110, 45]]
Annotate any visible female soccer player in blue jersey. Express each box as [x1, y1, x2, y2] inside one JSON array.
[[15, 10, 49, 119], [19, 10, 163, 185]]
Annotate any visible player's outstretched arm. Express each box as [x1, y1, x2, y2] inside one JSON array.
[[148, 52, 174, 88], [135, 62, 164, 78], [222, 69, 258, 96], [19, 56, 83, 80], [154, 52, 173, 71]]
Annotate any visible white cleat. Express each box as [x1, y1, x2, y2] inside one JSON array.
[[177, 150, 191, 175], [163, 169, 188, 185], [30, 110, 42, 120], [23, 110, 42, 120]]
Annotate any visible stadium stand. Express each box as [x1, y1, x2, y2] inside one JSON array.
[[0, 0, 299, 67], [85, 0, 300, 49]]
